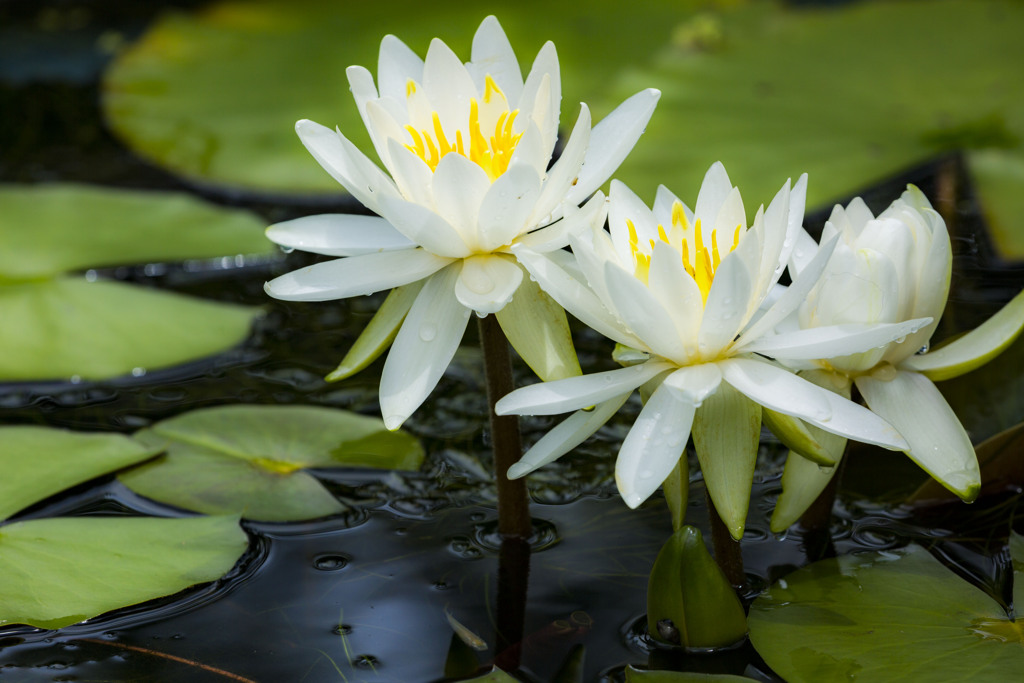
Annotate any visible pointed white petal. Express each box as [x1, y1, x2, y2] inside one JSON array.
[[608, 179, 658, 265], [385, 136, 435, 207], [380, 265, 471, 429], [513, 246, 645, 349], [616, 380, 695, 509], [530, 104, 591, 224], [431, 152, 491, 248], [519, 43, 560, 153], [508, 119, 550, 177], [742, 319, 932, 360], [855, 370, 980, 500], [264, 248, 451, 301], [508, 393, 629, 479], [453, 254, 523, 315], [422, 38, 475, 135], [266, 214, 415, 256], [692, 382, 761, 539], [565, 88, 661, 205], [604, 262, 688, 361], [478, 164, 542, 251], [360, 99, 406, 172], [470, 16, 523, 105], [377, 196, 472, 258], [517, 190, 604, 253], [378, 34, 423, 102], [662, 363, 723, 404], [693, 162, 733, 227], [295, 119, 400, 214], [737, 234, 839, 346], [648, 241, 703, 352], [719, 357, 831, 422], [495, 360, 673, 416], [788, 227, 820, 279], [697, 247, 753, 356], [902, 289, 1024, 380]]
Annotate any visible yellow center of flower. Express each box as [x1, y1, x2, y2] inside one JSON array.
[[628, 200, 742, 303], [403, 75, 523, 182]]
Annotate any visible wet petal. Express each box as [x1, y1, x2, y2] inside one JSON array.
[[605, 261, 688, 361], [264, 248, 451, 301], [431, 153, 491, 248], [530, 104, 590, 224], [855, 370, 980, 500], [741, 319, 932, 360], [616, 380, 696, 509], [478, 164, 542, 251], [380, 265, 471, 430], [495, 360, 673, 416], [377, 33, 423, 102], [662, 363, 722, 405], [377, 196, 471, 258], [469, 16, 523, 105], [266, 214, 415, 256], [508, 393, 629, 479], [453, 254, 523, 315]]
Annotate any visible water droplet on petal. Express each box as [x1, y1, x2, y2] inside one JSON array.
[[895, 335, 906, 343], [917, 342, 930, 355], [419, 324, 437, 342]]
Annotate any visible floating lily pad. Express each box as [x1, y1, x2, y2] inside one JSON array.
[[119, 405, 424, 521], [748, 538, 1024, 682], [625, 668, 755, 682], [0, 426, 159, 522], [605, 0, 1024, 258], [101, 0, 682, 197], [0, 515, 247, 629], [0, 184, 273, 281], [0, 277, 260, 381]]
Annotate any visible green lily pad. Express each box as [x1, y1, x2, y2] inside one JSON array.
[[0, 426, 159, 522], [0, 277, 260, 381], [748, 540, 1024, 682], [101, 0, 682, 196], [625, 668, 755, 682], [0, 184, 273, 281], [605, 0, 1024, 258], [119, 405, 424, 521], [0, 515, 247, 629]]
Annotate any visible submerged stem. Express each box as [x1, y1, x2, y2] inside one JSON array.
[[705, 487, 746, 589], [477, 314, 531, 539]]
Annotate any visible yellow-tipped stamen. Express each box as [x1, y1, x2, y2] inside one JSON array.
[[403, 77, 523, 182]]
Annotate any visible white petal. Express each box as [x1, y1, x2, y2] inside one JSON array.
[[565, 88, 661, 205], [718, 357, 831, 422], [697, 246, 753, 356], [266, 214, 415, 256], [519, 44, 560, 155], [508, 119, 550, 178], [378, 34, 423, 102], [608, 179, 658, 266], [741, 319, 932, 360], [380, 265, 471, 429], [604, 262, 688, 361], [295, 119, 401, 214], [430, 153, 491, 249], [346, 65, 383, 156], [513, 246, 644, 349], [478, 164, 542, 251], [264, 248, 451, 301], [508, 393, 630, 479], [470, 16, 523, 105], [495, 360, 673, 416], [788, 227, 820, 279], [385, 136, 435, 207], [454, 254, 523, 314], [855, 370, 980, 500], [377, 196, 472, 258], [693, 162, 733, 228], [662, 363, 723, 404], [530, 104, 591, 224], [615, 380, 696, 509], [648, 241, 703, 352], [517, 190, 604, 253], [360, 99, 406, 172], [737, 234, 839, 346], [422, 38, 475, 136]]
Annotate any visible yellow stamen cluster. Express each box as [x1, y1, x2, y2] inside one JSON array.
[[404, 76, 523, 182], [628, 200, 743, 304]]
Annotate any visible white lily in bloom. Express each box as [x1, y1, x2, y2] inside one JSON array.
[[263, 16, 660, 429], [770, 186, 1024, 532], [497, 164, 926, 538]]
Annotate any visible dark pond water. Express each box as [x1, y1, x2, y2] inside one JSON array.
[[3, 1, 1024, 682]]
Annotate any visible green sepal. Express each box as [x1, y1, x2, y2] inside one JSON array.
[[326, 282, 423, 382], [692, 383, 761, 541], [496, 271, 582, 381], [663, 456, 689, 532], [761, 408, 835, 467], [902, 288, 1024, 381], [646, 526, 747, 648]]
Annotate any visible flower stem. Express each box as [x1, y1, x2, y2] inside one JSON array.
[[477, 313, 531, 539], [705, 487, 746, 589]]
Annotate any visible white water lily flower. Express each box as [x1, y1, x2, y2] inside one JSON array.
[[771, 186, 1024, 531], [497, 163, 925, 538], [263, 16, 660, 430]]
